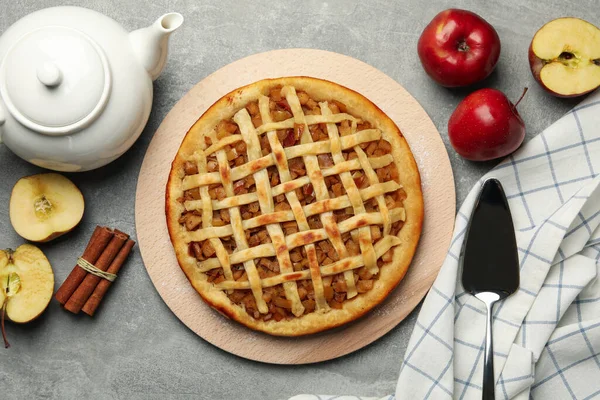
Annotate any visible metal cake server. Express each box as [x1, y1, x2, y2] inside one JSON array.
[[461, 178, 520, 400]]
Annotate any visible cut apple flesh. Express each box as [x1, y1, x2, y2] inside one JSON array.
[[9, 173, 84, 242], [540, 63, 600, 96], [0, 245, 54, 324], [532, 18, 600, 96]]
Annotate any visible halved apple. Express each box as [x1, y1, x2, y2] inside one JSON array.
[[9, 173, 84, 242], [529, 17, 600, 97], [1, 245, 55, 348]]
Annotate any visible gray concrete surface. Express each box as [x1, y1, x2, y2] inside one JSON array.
[[0, 0, 593, 399]]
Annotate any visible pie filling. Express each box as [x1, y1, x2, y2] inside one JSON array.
[[177, 86, 407, 322]]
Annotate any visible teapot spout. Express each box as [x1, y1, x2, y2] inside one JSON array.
[[129, 13, 183, 81]]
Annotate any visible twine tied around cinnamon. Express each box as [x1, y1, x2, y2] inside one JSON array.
[[76, 257, 117, 282]]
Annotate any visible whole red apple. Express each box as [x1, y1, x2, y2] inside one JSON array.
[[418, 9, 501, 87], [448, 88, 527, 161]]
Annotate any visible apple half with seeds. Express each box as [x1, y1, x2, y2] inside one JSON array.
[[1, 245, 55, 348], [9, 173, 84, 242], [529, 17, 600, 97]]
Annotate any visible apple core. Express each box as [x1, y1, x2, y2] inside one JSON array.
[[34, 195, 53, 217]]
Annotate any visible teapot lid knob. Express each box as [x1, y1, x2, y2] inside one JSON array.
[[36, 62, 63, 87]]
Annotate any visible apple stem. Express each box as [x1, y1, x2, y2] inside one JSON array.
[[1, 303, 9, 349], [4, 249, 13, 262], [514, 87, 529, 108]]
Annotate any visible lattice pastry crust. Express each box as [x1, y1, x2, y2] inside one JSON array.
[[166, 77, 423, 336]]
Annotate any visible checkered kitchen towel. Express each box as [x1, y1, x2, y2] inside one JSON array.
[[290, 89, 600, 400]]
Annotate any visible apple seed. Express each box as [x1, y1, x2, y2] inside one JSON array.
[[556, 51, 579, 67], [559, 51, 574, 60]]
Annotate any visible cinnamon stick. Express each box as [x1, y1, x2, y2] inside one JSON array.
[[63, 231, 129, 313], [55, 226, 114, 305], [82, 239, 135, 316]]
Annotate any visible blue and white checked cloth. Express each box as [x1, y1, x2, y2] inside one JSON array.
[[290, 89, 600, 400]]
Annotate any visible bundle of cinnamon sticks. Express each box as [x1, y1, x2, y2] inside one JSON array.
[[55, 226, 135, 316]]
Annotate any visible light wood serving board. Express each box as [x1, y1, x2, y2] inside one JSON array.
[[135, 49, 455, 364]]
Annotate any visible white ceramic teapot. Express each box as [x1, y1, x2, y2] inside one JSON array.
[[0, 6, 183, 171]]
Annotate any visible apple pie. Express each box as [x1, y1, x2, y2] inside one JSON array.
[[166, 77, 423, 336]]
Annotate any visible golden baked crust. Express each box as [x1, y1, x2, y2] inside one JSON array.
[[166, 77, 423, 336]]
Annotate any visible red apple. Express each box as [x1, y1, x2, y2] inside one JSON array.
[[418, 9, 501, 87], [529, 17, 600, 97], [448, 88, 527, 161]]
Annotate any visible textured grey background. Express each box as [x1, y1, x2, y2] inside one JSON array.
[[0, 0, 594, 399]]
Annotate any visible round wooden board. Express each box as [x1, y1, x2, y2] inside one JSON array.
[[135, 49, 455, 364]]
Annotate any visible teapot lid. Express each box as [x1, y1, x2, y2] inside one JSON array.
[[0, 26, 111, 136]]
